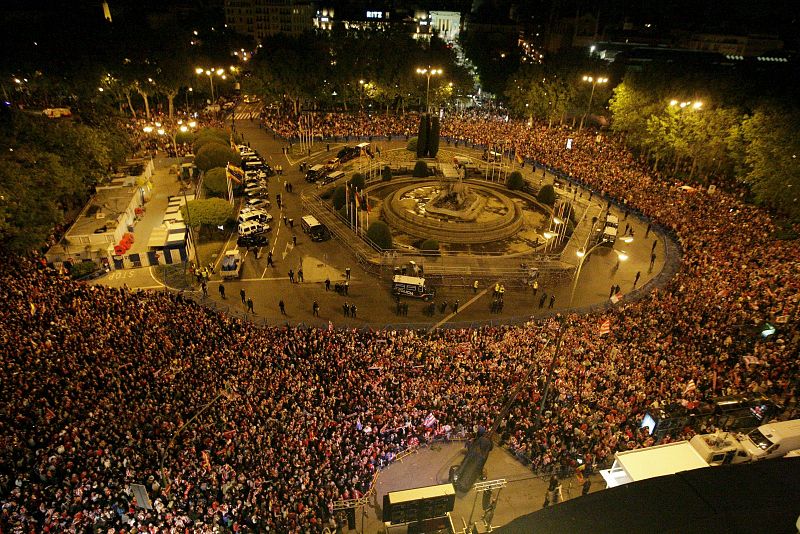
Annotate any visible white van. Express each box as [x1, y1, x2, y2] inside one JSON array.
[[238, 209, 271, 225], [238, 220, 269, 237]]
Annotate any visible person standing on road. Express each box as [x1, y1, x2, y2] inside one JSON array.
[[650, 252, 657, 270], [345, 267, 351, 280], [297, 268, 304, 283], [240, 288, 246, 305], [312, 301, 320, 317], [343, 302, 350, 317], [473, 280, 479, 294], [292, 234, 297, 246], [634, 271, 641, 288], [218, 283, 226, 299], [325, 277, 331, 291], [344, 281, 349, 295], [267, 251, 274, 267], [549, 295, 555, 309], [351, 304, 357, 318], [533, 279, 539, 296], [279, 300, 286, 315], [539, 293, 547, 308], [288, 269, 295, 283], [247, 297, 255, 314], [201, 281, 208, 297]]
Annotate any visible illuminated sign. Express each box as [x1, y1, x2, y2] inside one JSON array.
[[366, 11, 383, 19]]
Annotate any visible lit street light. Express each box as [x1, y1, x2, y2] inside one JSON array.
[[416, 66, 443, 113], [195, 67, 228, 103], [579, 75, 608, 130]]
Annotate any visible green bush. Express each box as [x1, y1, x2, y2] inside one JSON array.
[[349, 173, 365, 191], [537, 184, 556, 205], [175, 130, 195, 146], [181, 198, 234, 227], [332, 185, 347, 210], [506, 171, 524, 191], [70, 261, 98, 279], [413, 160, 429, 177], [196, 127, 230, 144], [406, 137, 418, 152], [204, 167, 228, 197], [381, 165, 393, 182], [366, 221, 393, 250], [194, 143, 241, 173], [420, 239, 439, 252]]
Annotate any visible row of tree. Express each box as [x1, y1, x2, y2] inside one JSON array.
[[0, 109, 132, 252], [503, 58, 800, 220]]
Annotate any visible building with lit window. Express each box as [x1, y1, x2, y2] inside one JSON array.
[[224, 0, 314, 39]]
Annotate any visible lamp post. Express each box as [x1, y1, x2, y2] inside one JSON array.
[[579, 75, 608, 130], [195, 67, 225, 103], [415, 66, 442, 113]]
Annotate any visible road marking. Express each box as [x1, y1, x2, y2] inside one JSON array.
[[282, 241, 293, 260], [429, 284, 494, 331], [207, 276, 289, 283], [147, 266, 165, 288]]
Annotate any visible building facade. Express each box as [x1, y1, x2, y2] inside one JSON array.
[[225, 0, 314, 39]]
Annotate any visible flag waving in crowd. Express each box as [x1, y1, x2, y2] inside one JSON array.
[[423, 412, 438, 428]]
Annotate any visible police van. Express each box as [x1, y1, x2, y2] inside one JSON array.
[[601, 214, 619, 245], [301, 215, 330, 241], [305, 164, 326, 182], [238, 220, 269, 237], [391, 275, 436, 301]]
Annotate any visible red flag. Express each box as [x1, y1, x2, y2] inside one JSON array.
[[598, 318, 610, 336]]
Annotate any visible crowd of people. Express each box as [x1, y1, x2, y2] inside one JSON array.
[[1, 109, 799, 532]]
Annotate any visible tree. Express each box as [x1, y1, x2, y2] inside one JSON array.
[[204, 167, 228, 198], [382, 165, 393, 182], [506, 171, 524, 190], [180, 198, 233, 227], [195, 143, 240, 173], [349, 173, 365, 191], [332, 185, 347, 210], [413, 161, 429, 177], [366, 221, 392, 250], [741, 107, 800, 218], [537, 184, 556, 205], [407, 137, 418, 152]]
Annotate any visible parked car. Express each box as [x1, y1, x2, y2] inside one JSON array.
[[245, 198, 271, 210], [244, 184, 267, 197], [237, 234, 269, 248], [238, 220, 269, 236]]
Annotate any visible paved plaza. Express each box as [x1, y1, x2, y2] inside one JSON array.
[[96, 111, 674, 331]]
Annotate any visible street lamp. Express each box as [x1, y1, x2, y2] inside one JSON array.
[[579, 75, 608, 130], [416, 66, 443, 113], [195, 67, 227, 102]]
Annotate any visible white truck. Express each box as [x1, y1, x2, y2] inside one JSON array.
[[220, 249, 242, 279], [601, 418, 800, 488]]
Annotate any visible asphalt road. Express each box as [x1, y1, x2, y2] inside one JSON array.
[[97, 104, 672, 329]]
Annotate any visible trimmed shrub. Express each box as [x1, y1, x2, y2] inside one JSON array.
[[70, 261, 98, 280], [420, 239, 439, 252], [506, 171, 524, 191], [196, 127, 229, 144], [406, 137, 418, 152], [349, 173, 365, 191], [332, 185, 347, 210], [192, 135, 224, 154], [413, 160, 429, 177], [366, 221, 393, 250], [381, 165, 392, 182], [416, 114, 429, 159], [174, 130, 195, 146], [204, 167, 228, 198], [194, 144, 241, 173], [537, 184, 556, 205], [429, 115, 440, 157]]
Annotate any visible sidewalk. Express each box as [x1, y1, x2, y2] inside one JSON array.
[[127, 158, 185, 256]]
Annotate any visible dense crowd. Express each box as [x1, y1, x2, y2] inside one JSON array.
[[1, 110, 799, 532]]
